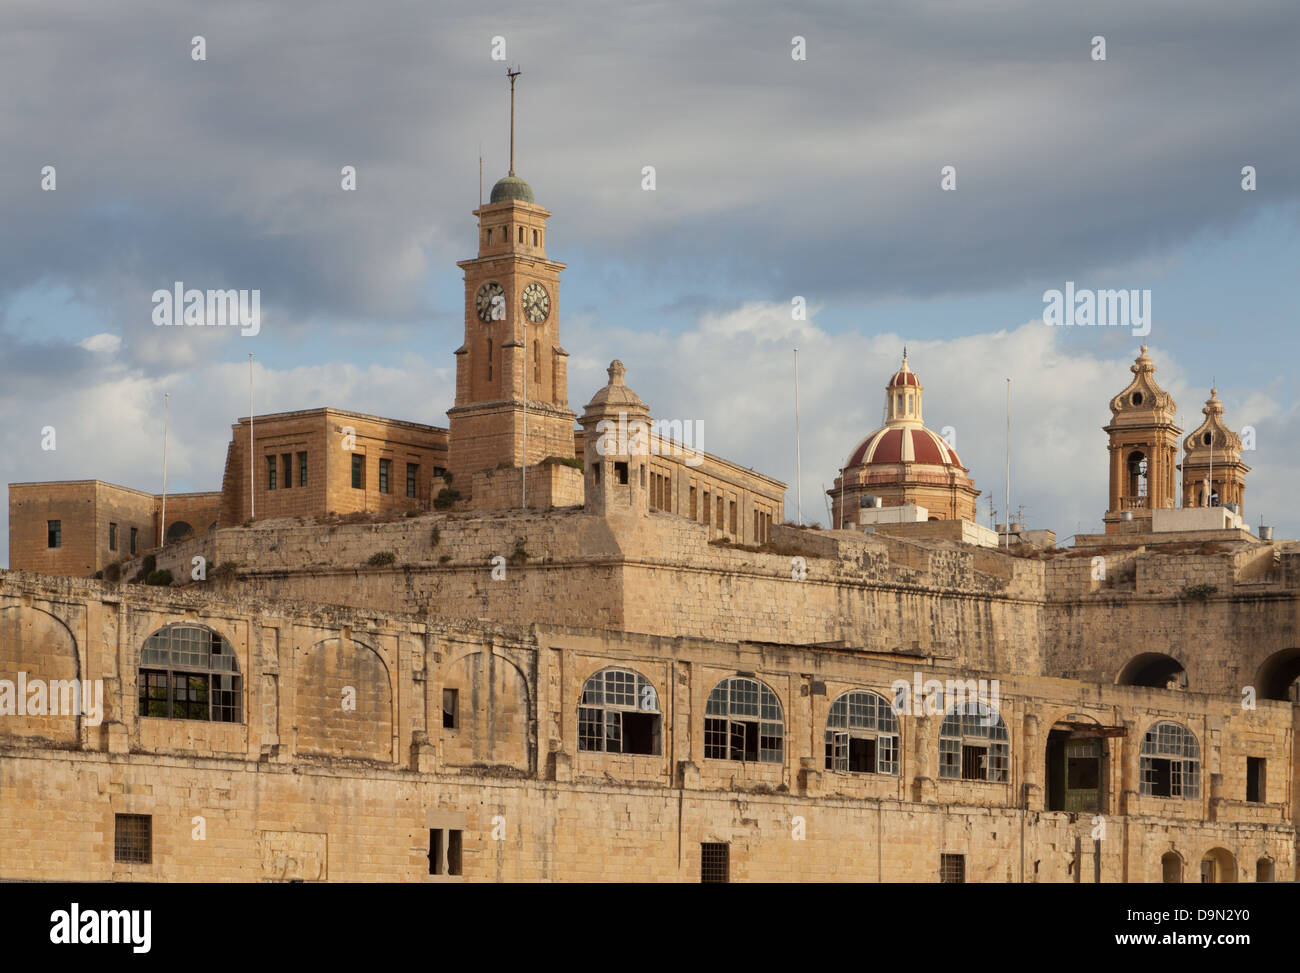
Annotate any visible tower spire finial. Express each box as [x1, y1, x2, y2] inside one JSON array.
[[507, 65, 522, 177]]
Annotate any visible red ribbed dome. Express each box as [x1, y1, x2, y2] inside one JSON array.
[[846, 425, 963, 469], [888, 370, 921, 388]]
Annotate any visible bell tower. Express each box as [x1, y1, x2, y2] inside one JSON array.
[[1181, 388, 1249, 514], [1103, 345, 1180, 533], [447, 68, 576, 492]]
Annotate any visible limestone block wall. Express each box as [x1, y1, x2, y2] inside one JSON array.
[[2, 571, 1291, 883]]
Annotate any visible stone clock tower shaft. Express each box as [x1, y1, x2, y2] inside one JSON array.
[[447, 79, 576, 491]]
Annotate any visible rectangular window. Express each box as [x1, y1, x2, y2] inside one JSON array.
[[703, 491, 710, 526], [379, 458, 391, 494], [717, 496, 724, 529], [940, 853, 965, 884], [351, 454, 364, 489], [406, 463, 418, 499], [1247, 756, 1265, 803], [729, 499, 737, 535], [114, 814, 152, 865], [138, 669, 242, 723], [282, 453, 293, 488], [109, 522, 118, 551], [442, 689, 458, 729], [689, 486, 697, 519], [298, 451, 308, 487], [614, 461, 629, 484], [47, 520, 61, 548], [701, 843, 729, 884], [267, 455, 277, 490], [429, 828, 443, 875], [429, 829, 463, 876], [130, 527, 138, 555]]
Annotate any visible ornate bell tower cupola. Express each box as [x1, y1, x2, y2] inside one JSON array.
[[447, 68, 577, 492], [1103, 345, 1180, 533], [1181, 389, 1249, 515]]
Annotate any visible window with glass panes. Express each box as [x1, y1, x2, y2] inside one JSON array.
[[938, 701, 1009, 781], [703, 676, 783, 763], [825, 690, 900, 774], [1140, 721, 1200, 799], [578, 667, 661, 755], [138, 625, 242, 723]]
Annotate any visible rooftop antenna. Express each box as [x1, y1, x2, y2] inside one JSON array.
[[507, 66, 522, 176]]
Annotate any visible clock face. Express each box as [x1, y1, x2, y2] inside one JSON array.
[[521, 282, 550, 323], [475, 281, 505, 322]]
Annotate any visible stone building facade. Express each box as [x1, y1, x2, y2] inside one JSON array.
[[2, 159, 1292, 884]]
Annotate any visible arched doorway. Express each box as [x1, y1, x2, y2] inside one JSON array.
[[1117, 653, 1187, 690], [1256, 857, 1274, 882], [1161, 851, 1182, 883], [1200, 848, 1236, 883]]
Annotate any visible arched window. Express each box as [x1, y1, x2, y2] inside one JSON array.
[[518, 225, 524, 243], [139, 624, 241, 723], [1140, 722, 1200, 799], [486, 228, 492, 244], [825, 690, 899, 774], [704, 677, 783, 763], [578, 667, 660, 754], [939, 701, 1008, 781], [532, 229, 539, 246], [165, 521, 194, 543]]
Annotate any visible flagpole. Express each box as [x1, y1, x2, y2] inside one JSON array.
[[161, 392, 169, 546], [794, 348, 802, 526], [1004, 378, 1011, 545], [249, 353, 255, 521]]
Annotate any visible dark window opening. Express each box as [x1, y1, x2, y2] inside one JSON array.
[[442, 688, 458, 729], [406, 463, 418, 499], [961, 744, 987, 780], [429, 828, 463, 876], [351, 454, 364, 490], [701, 843, 729, 884], [592, 462, 601, 484], [614, 461, 629, 484], [849, 736, 876, 773], [429, 828, 442, 874], [267, 455, 277, 490], [379, 458, 391, 494], [114, 814, 152, 865], [1146, 758, 1173, 797], [298, 451, 308, 487], [620, 711, 658, 755], [940, 853, 965, 883], [281, 453, 293, 489], [109, 522, 118, 551], [47, 520, 61, 548], [130, 527, 138, 555], [1247, 756, 1265, 803]]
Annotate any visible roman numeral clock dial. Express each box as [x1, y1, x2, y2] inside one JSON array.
[[521, 282, 550, 323]]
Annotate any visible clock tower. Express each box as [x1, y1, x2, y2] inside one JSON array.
[[447, 71, 576, 492]]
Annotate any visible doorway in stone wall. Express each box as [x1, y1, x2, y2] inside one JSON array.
[[1045, 728, 1103, 813]]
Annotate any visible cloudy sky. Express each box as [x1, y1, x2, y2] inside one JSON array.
[[2, 0, 1298, 563]]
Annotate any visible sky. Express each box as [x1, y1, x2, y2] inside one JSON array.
[[2, 0, 1298, 565]]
